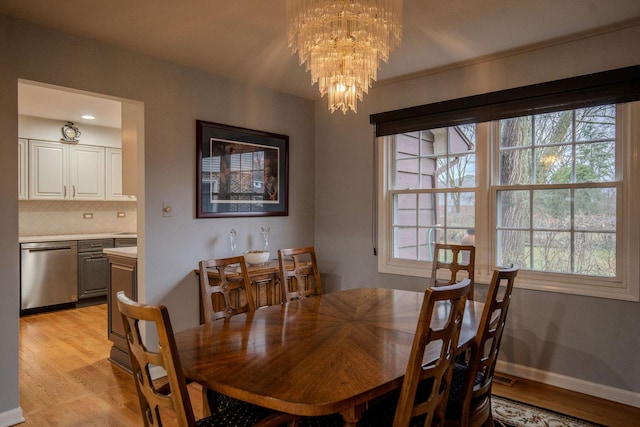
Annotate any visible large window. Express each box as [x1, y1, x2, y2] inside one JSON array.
[[377, 103, 640, 301]]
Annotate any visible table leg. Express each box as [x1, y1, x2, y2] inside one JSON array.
[[340, 403, 365, 427]]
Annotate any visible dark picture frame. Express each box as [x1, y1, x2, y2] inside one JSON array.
[[196, 120, 289, 218]]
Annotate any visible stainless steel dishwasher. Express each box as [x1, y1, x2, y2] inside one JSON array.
[[21, 241, 78, 313]]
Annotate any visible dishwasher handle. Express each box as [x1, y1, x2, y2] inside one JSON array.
[[24, 246, 75, 252]]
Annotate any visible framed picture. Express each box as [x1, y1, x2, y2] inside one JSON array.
[[196, 120, 289, 218]]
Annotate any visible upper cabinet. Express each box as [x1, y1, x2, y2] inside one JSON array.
[[18, 139, 27, 200], [106, 148, 136, 201], [28, 140, 105, 200]]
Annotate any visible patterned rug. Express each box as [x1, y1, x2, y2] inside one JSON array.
[[492, 396, 604, 427]]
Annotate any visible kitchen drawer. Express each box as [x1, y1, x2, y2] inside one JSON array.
[[78, 239, 114, 252]]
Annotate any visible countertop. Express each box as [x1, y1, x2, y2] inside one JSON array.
[[103, 246, 137, 259], [19, 233, 137, 243]]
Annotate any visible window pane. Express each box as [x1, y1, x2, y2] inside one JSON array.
[[418, 193, 437, 226], [395, 227, 417, 259], [533, 231, 571, 273], [396, 158, 420, 189], [575, 142, 615, 183], [575, 105, 616, 141], [574, 232, 616, 276], [574, 188, 616, 231], [497, 190, 530, 228], [497, 230, 531, 268], [533, 189, 571, 230], [447, 192, 475, 228], [395, 193, 417, 226], [500, 148, 531, 185], [500, 117, 531, 148], [534, 110, 573, 145], [534, 145, 572, 184]]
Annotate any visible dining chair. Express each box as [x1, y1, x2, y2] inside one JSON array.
[[116, 291, 295, 427], [431, 243, 476, 300], [278, 247, 323, 302], [444, 265, 519, 427], [356, 279, 471, 427], [199, 255, 256, 323], [198, 256, 259, 415]]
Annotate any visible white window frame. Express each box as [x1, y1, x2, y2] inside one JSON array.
[[377, 102, 640, 301]]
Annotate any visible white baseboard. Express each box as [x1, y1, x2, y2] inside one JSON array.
[[496, 360, 640, 409], [0, 407, 25, 427]]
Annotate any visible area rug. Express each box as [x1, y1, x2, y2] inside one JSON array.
[[492, 396, 604, 427]]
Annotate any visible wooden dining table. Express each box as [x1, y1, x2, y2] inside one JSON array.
[[174, 287, 483, 426]]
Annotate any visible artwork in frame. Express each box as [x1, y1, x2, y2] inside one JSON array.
[[196, 120, 289, 218]]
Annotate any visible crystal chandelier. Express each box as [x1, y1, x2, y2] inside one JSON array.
[[287, 0, 403, 113]]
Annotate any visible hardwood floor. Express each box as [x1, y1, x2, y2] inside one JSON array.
[[19, 304, 205, 426], [19, 304, 640, 426]]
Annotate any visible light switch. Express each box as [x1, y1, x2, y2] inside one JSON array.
[[162, 202, 173, 217]]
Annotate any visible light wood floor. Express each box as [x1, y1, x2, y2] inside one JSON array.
[[19, 304, 640, 426]]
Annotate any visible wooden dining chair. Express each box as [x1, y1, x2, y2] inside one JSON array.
[[278, 247, 322, 302], [357, 279, 471, 427], [198, 256, 259, 415], [431, 243, 476, 300], [116, 291, 295, 427], [199, 255, 256, 324], [444, 266, 519, 427]]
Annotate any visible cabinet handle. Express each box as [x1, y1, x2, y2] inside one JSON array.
[[73, 185, 76, 198], [64, 185, 67, 197]]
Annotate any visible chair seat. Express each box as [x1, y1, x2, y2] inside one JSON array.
[[358, 380, 436, 427], [196, 400, 278, 427], [445, 363, 486, 420], [298, 413, 345, 426]]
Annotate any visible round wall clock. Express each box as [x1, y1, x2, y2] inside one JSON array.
[[61, 122, 81, 143]]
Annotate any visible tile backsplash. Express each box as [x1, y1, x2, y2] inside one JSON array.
[[19, 200, 137, 236]]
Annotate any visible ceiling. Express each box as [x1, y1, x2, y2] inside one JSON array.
[[4, 0, 640, 128]]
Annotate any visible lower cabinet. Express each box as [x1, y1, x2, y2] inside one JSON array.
[[106, 252, 137, 372], [77, 239, 113, 302]]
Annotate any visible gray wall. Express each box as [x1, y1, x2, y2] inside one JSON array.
[[0, 14, 315, 420], [313, 21, 640, 404]]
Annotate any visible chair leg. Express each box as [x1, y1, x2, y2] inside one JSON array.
[[202, 386, 211, 417]]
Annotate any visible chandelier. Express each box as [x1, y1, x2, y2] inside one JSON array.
[[287, 0, 403, 113]]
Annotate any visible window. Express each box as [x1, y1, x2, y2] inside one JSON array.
[[391, 126, 476, 262], [377, 102, 640, 301]]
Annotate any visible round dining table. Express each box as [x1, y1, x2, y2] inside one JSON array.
[[174, 287, 483, 426]]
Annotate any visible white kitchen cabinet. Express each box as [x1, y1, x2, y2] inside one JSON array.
[[69, 144, 105, 200], [29, 140, 105, 200], [105, 148, 136, 201], [18, 138, 27, 200]]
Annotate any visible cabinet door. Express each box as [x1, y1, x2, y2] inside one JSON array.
[[106, 148, 135, 201], [18, 139, 27, 200], [29, 140, 68, 200], [70, 145, 105, 200]]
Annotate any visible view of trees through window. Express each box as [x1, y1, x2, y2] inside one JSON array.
[[497, 105, 617, 277], [391, 104, 618, 278]]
